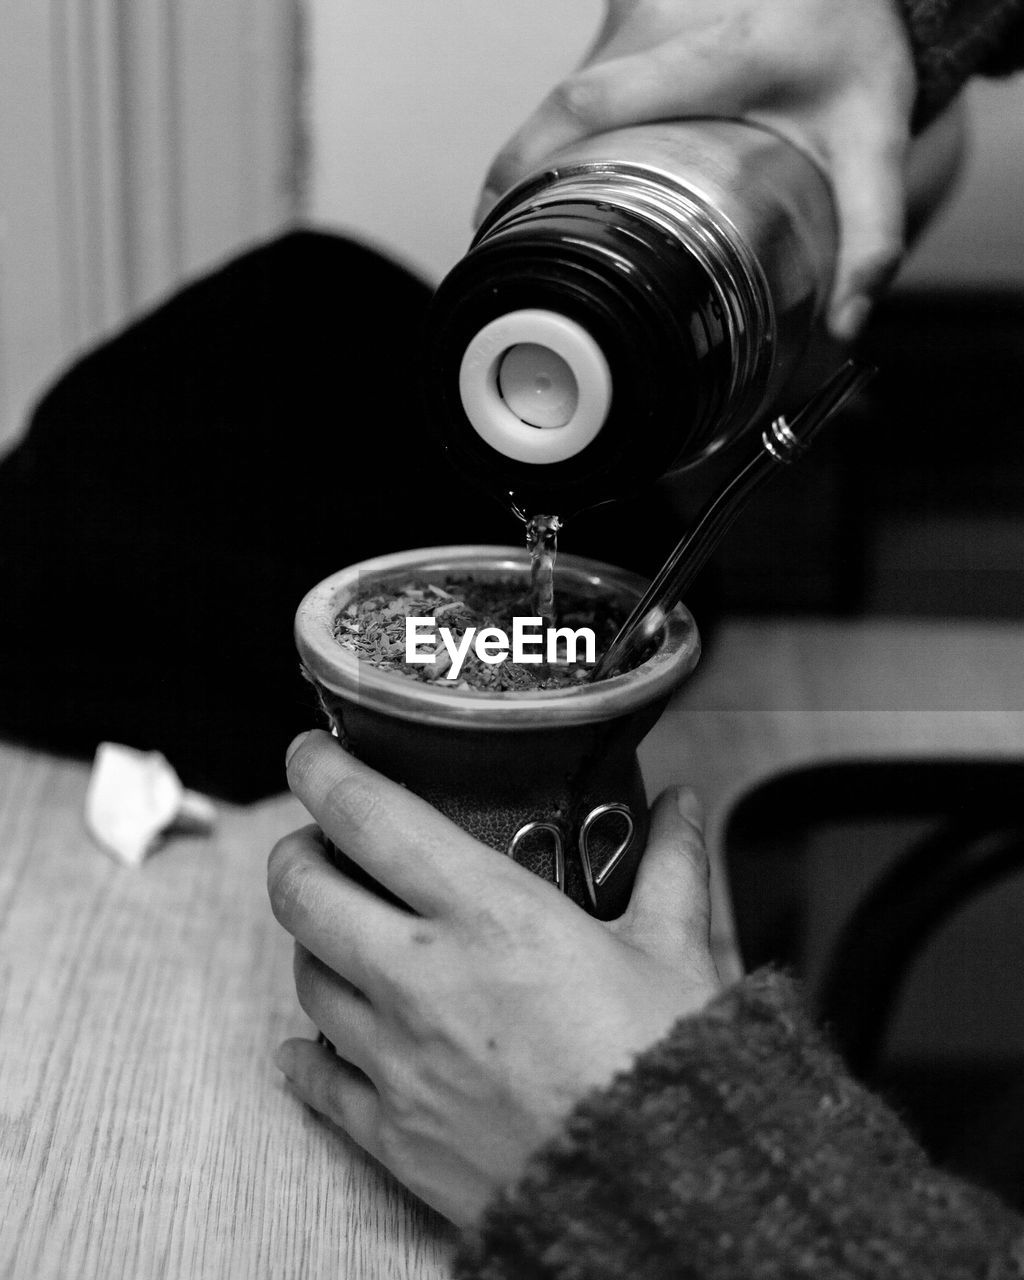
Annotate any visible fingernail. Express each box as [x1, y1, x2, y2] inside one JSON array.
[[285, 731, 310, 768], [473, 186, 500, 228], [677, 787, 704, 824], [830, 295, 872, 343]]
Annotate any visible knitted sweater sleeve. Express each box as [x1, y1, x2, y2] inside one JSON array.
[[454, 969, 1024, 1280], [897, 0, 1024, 126]]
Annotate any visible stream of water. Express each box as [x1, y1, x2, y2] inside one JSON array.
[[525, 513, 561, 629]]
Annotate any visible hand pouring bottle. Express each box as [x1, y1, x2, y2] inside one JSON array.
[[423, 119, 838, 520]]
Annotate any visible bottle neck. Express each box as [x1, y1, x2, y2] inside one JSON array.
[[424, 197, 744, 518], [481, 167, 775, 430]]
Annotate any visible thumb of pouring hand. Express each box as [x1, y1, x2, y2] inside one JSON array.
[[270, 735, 721, 1229], [475, 0, 915, 343]]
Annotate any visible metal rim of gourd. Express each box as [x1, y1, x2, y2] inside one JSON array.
[[294, 545, 701, 730]]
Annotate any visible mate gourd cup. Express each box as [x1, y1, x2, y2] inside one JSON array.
[[294, 545, 700, 919]]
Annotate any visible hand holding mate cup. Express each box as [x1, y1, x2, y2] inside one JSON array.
[[268, 729, 720, 1227]]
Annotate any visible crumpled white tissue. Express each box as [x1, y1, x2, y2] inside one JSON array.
[[85, 742, 217, 866]]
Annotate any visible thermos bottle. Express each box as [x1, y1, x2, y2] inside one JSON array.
[[423, 118, 838, 520]]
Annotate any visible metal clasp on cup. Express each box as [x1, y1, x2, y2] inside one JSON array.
[[578, 803, 635, 912], [506, 821, 567, 894]]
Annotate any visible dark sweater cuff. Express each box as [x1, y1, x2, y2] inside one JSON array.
[[896, 0, 1024, 128], [455, 968, 1023, 1280]]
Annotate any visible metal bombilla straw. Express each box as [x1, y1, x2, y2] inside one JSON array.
[[592, 359, 878, 682]]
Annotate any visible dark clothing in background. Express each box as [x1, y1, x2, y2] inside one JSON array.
[[0, 231, 687, 800]]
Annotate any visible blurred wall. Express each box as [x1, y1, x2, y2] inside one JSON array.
[[0, 0, 300, 454], [307, 0, 601, 283], [901, 78, 1024, 290], [308, 0, 1024, 291]]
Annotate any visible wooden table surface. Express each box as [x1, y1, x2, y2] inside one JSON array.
[[3, 616, 1024, 1279]]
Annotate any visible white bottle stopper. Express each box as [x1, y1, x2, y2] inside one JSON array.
[[458, 309, 612, 464]]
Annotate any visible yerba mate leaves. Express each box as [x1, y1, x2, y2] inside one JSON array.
[[332, 576, 628, 692]]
